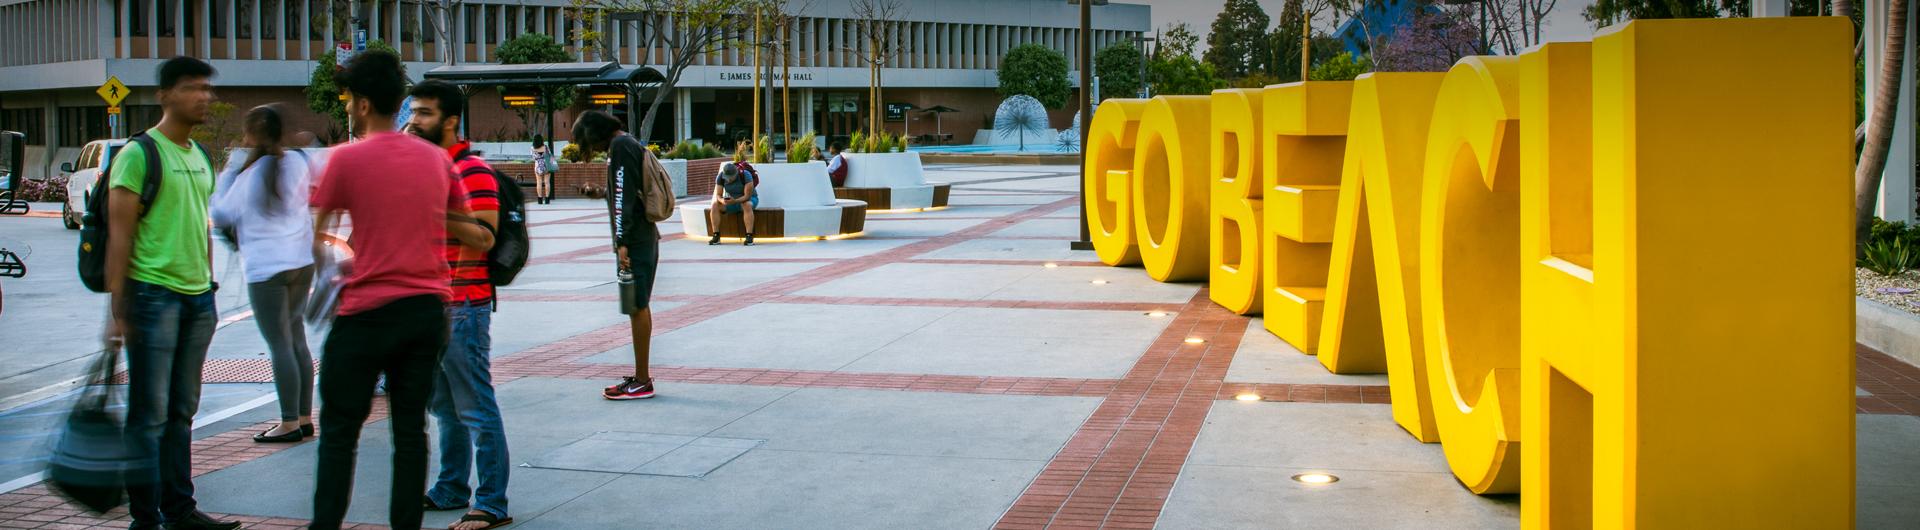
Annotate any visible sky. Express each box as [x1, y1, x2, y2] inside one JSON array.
[[1124, 0, 1601, 53]]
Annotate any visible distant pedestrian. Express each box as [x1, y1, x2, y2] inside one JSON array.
[[307, 50, 492, 530], [210, 104, 316, 445], [100, 56, 241, 530], [531, 135, 555, 205], [826, 141, 849, 187], [572, 111, 660, 400], [406, 80, 515, 530]]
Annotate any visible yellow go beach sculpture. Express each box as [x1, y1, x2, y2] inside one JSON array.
[[1085, 18, 1856, 528]]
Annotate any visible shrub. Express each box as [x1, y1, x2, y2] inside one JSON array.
[[15, 174, 68, 203], [751, 136, 774, 164], [661, 141, 720, 160], [561, 142, 583, 162], [1860, 238, 1917, 276], [788, 133, 819, 163], [848, 131, 867, 154]]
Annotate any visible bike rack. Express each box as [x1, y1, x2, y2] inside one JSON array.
[[0, 249, 22, 278]]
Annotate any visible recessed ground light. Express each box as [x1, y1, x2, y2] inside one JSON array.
[[1090, 279, 1109, 285], [1292, 472, 1339, 485], [1044, 262, 1060, 268], [1146, 311, 1168, 317], [1184, 337, 1206, 344], [1235, 393, 1261, 402]]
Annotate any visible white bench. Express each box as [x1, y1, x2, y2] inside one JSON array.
[[834, 152, 950, 212], [680, 161, 868, 240]]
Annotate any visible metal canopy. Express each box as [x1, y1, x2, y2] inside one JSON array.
[[422, 62, 665, 87]]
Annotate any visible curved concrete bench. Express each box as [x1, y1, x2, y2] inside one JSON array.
[[680, 161, 868, 240], [834, 152, 950, 212]]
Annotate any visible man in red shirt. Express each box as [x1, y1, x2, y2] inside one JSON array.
[[307, 51, 494, 530], [406, 80, 513, 530]]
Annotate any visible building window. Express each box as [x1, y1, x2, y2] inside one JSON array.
[[263, 0, 281, 40], [1, 108, 47, 146], [57, 107, 110, 148], [124, 105, 163, 134]]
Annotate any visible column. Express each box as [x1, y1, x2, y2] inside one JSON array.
[[1866, 0, 1918, 222], [800, 88, 816, 136], [676, 88, 694, 143]]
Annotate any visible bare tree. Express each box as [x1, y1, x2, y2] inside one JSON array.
[[756, 0, 815, 149], [580, 0, 758, 143], [851, 0, 907, 136]]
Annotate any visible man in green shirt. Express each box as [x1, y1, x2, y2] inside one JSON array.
[[102, 56, 239, 530]]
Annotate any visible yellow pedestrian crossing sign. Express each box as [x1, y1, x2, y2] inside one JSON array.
[[97, 76, 130, 107]]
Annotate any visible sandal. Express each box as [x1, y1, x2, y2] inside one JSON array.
[[423, 496, 469, 511], [453, 511, 512, 530]]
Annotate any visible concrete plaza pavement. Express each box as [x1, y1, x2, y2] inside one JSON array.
[[0, 163, 1917, 528]]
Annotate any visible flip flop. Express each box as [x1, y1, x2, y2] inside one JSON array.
[[453, 511, 513, 530]]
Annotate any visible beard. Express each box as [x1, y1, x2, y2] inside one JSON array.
[[409, 122, 445, 146]]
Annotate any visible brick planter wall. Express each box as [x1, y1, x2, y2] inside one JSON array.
[[496, 157, 731, 199]]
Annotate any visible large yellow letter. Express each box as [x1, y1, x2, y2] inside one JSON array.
[[1522, 18, 1856, 527], [1260, 82, 1352, 352], [1210, 89, 1265, 314], [1086, 99, 1150, 266], [1419, 57, 1522, 494], [1326, 73, 1445, 441], [1132, 96, 1213, 282]]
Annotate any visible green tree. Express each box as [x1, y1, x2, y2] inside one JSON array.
[[494, 33, 577, 115], [1267, 0, 1307, 82], [1581, 0, 1728, 27], [1310, 52, 1371, 81], [997, 43, 1073, 109], [1204, 0, 1272, 80], [1095, 42, 1144, 100], [1150, 55, 1228, 95], [1156, 22, 1200, 61], [304, 39, 397, 136]]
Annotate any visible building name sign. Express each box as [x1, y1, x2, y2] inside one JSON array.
[[719, 71, 815, 82], [1085, 18, 1853, 527]]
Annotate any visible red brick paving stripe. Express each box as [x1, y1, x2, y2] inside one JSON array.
[[994, 289, 1251, 529], [491, 363, 1121, 397], [1858, 344, 1920, 416], [1216, 382, 1393, 404], [526, 211, 605, 227]]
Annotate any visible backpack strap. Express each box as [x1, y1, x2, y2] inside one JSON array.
[[129, 133, 163, 218]]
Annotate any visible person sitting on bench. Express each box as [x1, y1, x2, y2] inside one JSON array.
[[707, 163, 758, 246]]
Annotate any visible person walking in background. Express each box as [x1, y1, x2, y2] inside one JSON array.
[[210, 104, 316, 445], [101, 56, 241, 530], [308, 50, 493, 530], [706, 163, 758, 246], [406, 80, 515, 530], [531, 135, 554, 205], [571, 111, 660, 401]]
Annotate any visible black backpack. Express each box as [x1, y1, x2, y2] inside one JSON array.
[[77, 133, 209, 293], [456, 151, 529, 286]]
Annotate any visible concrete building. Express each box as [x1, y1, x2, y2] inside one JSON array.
[[0, 0, 1151, 178]]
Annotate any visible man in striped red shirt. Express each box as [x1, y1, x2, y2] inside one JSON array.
[[406, 80, 513, 530]]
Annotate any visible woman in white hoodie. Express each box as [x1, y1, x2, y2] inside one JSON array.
[[211, 104, 316, 443]]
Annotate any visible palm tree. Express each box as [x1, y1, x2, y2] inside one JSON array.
[[1857, 0, 1909, 251]]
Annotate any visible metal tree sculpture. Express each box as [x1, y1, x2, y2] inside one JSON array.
[[994, 95, 1050, 152], [1055, 110, 1081, 153]]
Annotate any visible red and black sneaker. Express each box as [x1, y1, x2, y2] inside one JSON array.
[[604, 376, 655, 400]]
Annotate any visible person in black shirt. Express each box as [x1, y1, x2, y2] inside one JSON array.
[[571, 111, 659, 400]]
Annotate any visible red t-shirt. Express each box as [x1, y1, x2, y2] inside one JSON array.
[[443, 142, 500, 305], [311, 132, 464, 315]]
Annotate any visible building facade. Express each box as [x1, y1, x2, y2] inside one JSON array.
[[0, 0, 1149, 179]]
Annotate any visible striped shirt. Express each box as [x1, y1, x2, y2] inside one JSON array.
[[444, 142, 500, 305]]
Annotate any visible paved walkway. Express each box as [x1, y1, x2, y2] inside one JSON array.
[[1, 164, 1917, 529]]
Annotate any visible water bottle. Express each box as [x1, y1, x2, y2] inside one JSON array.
[[617, 270, 638, 315]]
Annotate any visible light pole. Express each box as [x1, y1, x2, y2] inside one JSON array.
[[1134, 35, 1155, 98], [1070, 0, 1107, 252]]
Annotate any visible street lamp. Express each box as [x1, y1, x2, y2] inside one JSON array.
[[1069, 0, 1108, 252], [1133, 35, 1155, 98]]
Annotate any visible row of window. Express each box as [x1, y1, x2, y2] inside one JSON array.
[[0, 106, 162, 147], [53, 0, 1139, 72]]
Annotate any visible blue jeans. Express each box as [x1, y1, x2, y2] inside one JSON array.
[[122, 279, 217, 525], [427, 303, 509, 518]]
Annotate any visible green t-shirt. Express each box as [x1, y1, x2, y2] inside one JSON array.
[[107, 127, 214, 295]]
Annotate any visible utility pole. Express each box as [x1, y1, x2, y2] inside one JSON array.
[[752, 7, 762, 150], [1072, 0, 1096, 251]]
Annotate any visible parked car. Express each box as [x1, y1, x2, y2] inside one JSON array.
[[61, 139, 127, 229]]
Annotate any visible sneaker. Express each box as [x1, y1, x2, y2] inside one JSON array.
[[708, 233, 722, 245], [164, 510, 241, 530], [604, 376, 655, 400], [743, 234, 755, 246]]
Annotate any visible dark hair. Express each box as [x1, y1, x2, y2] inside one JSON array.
[[829, 141, 845, 152], [240, 105, 287, 210], [533, 134, 547, 149], [408, 80, 465, 120], [333, 50, 408, 116], [158, 56, 216, 90], [571, 110, 624, 152]]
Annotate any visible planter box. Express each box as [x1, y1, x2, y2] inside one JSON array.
[[496, 157, 704, 199], [660, 158, 688, 198], [1858, 296, 1920, 368], [680, 161, 867, 239]]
